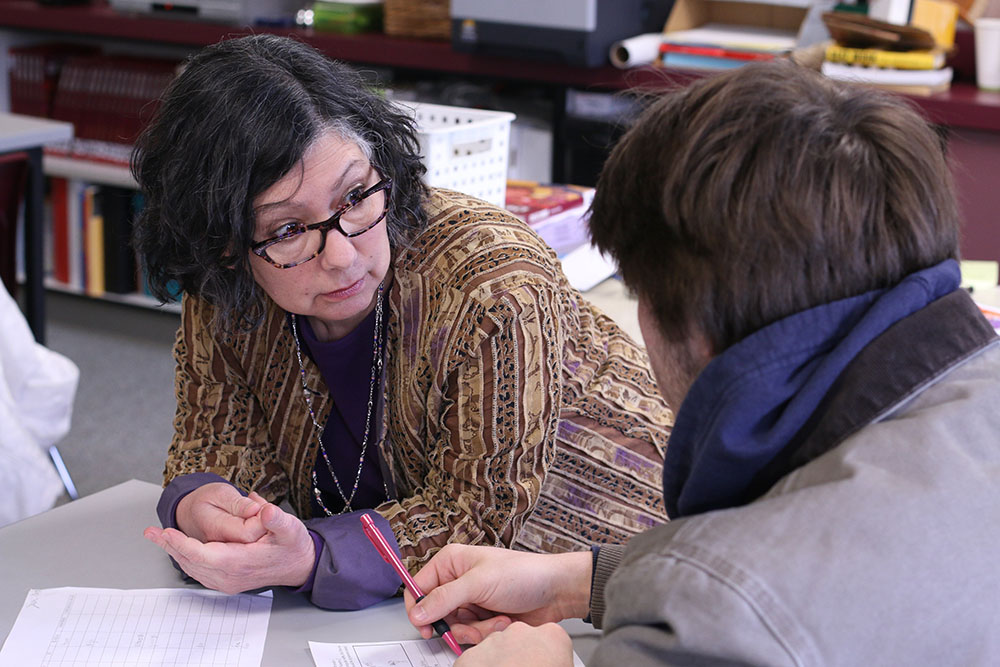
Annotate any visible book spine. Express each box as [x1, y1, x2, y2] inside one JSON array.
[[100, 186, 138, 294], [9, 49, 43, 117], [85, 189, 105, 297], [66, 179, 84, 291], [824, 45, 940, 70], [50, 177, 70, 285], [662, 52, 748, 71], [82, 184, 97, 294], [525, 199, 583, 225], [659, 43, 776, 61]]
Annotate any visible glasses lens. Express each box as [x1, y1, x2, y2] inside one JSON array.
[[339, 185, 385, 235], [267, 229, 323, 266], [263, 181, 387, 267]]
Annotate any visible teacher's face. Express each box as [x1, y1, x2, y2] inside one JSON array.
[[250, 131, 391, 341]]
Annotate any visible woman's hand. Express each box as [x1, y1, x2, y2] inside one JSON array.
[[406, 544, 592, 645], [173, 482, 267, 543], [455, 622, 574, 667], [144, 498, 316, 594]]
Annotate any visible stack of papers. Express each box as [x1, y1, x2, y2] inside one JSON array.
[[505, 182, 618, 292], [821, 61, 953, 95], [660, 23, 795, 70]]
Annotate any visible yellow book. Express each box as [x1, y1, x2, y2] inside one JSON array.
[[824, 44, 945, 70], [84, 187, 105, 297], [911, 0, 959, 49]]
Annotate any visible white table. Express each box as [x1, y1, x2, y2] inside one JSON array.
[[0, 112, 73, 344], [973, 284, 1000, 308], [0, 480, 601, 666]]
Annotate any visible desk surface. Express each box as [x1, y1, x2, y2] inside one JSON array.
[[0, 112, 72, 153], [974, 285, 1000, 307], [0, 480, 600, 666]]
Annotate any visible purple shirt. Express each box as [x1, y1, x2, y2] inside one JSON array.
[[157, 308, 401, 610], [299, 310, 390, 515]]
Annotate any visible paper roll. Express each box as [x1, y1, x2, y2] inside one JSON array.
[[609, 32, 663, 69]]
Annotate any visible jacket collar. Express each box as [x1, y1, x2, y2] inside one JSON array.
[[663, 260, 974, 518], [744, 286, 998, 503]]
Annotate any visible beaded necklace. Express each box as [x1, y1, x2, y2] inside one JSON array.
[[291, 282, 389, 516]]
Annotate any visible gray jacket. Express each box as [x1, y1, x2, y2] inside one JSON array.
[[589, 292, 1000, 666]]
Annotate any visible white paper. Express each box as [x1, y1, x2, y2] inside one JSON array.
[[821, 62, 953, 86], [309, 639, 455, 667], [664, 23, 797, 51], [609, 32, 663, 68], [0, 588, 272, 667], [560, 242, 619, 292], [309, 639, 587, 667]]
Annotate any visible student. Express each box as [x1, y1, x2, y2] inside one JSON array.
[[405, 61, 1000, 665], [133, 34, 672, 610]]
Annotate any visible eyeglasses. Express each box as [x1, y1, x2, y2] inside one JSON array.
[[250, 176, 392, 269]]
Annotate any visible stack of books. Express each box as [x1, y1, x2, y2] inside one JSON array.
[[9, 44, 180, 165], [47, 179, 141, 297], [657, 23, 796, 70], [821, 44, 952, 95], [505, 181, 616, 291], [819, 6, 956, 96]]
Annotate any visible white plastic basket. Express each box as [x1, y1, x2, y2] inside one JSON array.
[[395, 101, 516, 208]]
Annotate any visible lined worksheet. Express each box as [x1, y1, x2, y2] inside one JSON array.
[[0, 588, 272, 667]]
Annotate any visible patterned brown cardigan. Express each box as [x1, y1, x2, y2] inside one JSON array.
[[166, 188, 672, 572]]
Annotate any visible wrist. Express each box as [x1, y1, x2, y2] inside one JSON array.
[[551, 551, 593, 620], [287, 530, 322, 590]]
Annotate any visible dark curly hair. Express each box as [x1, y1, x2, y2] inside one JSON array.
[[131, 34, 428, 330]]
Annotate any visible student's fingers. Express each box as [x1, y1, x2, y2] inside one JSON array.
[[453, 606, 482, 624], [453, 622, 573, 666], [447, 615, 514, 645], [454, 604, 498, 623], [409, 578, 484, 628]]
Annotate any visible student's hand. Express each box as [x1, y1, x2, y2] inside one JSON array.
[[454, 622, 574, 666], [406, 544, 592, 645], [143, 501, 315, 594], [172, 482, 268, 544]]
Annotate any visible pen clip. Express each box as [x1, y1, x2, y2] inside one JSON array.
[[360, 514, 394, 564]]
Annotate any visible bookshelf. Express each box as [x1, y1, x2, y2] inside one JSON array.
[[2, 0, 1000, 321], [44, 276, 178, 312], [2, 1, 1000, 127], [43, 155, 134, 189]]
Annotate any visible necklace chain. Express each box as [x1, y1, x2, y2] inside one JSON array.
[[291, 282, 389, 516]]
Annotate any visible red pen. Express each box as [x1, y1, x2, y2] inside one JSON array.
[[360, 513, 463, 656]]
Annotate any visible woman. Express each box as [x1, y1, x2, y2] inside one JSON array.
[[135, 34, 672, 610]]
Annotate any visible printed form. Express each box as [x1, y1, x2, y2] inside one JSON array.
[[0, 588, 272, 667], [308, 638, 587, 667]]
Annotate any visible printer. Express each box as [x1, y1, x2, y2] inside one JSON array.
[[108, 0, 299, 25], [451, 0, 673, 67]]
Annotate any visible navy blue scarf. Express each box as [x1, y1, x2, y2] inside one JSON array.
[[663, 259, 961, 519]]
